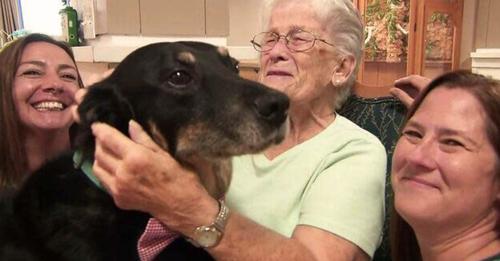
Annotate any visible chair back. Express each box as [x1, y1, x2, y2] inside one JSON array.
[[338, 82, 407, 261]]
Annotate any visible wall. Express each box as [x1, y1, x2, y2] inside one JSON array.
[[460, 0, 500, 69], [227, 0, 262, 46], [459, 0, 477, 69], [475, 0, 500, 49], [78, 0, 498, 82]]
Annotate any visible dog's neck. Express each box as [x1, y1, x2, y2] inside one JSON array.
[[146, 121, 232, 199], [179, 155, 232, 200]]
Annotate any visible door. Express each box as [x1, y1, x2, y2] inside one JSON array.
[[413, 0, 463, 78], [356, 0, 463, 86]]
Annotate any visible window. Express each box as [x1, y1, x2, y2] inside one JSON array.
[[19, 0, 63, 36]]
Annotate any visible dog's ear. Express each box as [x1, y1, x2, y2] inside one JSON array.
[[73, 81, 134, 162], [215, 46, 239, 74]]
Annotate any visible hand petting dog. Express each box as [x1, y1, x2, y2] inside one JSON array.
[[91, 120, 220, 239], [1, 41, 288, 260]]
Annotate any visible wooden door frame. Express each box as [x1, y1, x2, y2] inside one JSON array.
[[356, 0, 463, 79], [412, 0, 464, 75]]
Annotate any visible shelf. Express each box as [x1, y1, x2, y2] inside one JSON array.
[[363, 59, 407, 64]]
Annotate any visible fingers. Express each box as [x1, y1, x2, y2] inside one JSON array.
[[94, 136, 120, 177], [75, 88, 87, 103], [71, 105, 80, 123], [394, 75, 431, 92], [75, 69, 112, 123], [390, 87, 413, 109], [392, 75, 432, 109], [102, 69, 115, 79], [92, 160, 116, 193], [128, 120, 163, 152], [71, 88, 88, 123], [91, 122, 133, 195], [393, 75, 412, 87], [86, 69, 115, 87], [92, 123, 135, 158]]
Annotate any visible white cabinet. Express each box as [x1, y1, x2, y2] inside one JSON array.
[[471, 49, 500, 80]]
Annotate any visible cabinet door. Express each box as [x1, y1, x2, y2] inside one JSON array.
[[414, 0, 463, 78], [357, 0, 415, 87], [106, 0, 141, 35], [356, 0, 463, 86], [141, 0, 205, 36]]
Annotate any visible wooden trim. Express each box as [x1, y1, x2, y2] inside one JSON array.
[[452, 0, 464, 70], [475, 0, 490, 49], [414, 0, 426, 75], [486, 0, 500, 47], [353, 81, 393, 98], [407, 0, 418, 74]]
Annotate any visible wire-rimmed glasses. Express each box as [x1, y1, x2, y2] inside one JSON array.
[[250, 29, 335, 52]]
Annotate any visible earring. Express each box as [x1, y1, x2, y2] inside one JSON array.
[[332, 72, 343, 87]]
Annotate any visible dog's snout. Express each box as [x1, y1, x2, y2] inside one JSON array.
[[253, 93, 289, 125]]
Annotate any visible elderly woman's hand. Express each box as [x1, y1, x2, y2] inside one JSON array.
[[90, 120, 219, 235], [390, 75, 431, 108]]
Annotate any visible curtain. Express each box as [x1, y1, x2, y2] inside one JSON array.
[[0, 0, 21, 46]]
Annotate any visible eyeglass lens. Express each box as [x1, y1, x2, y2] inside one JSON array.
[[253, 31, 316, 51]]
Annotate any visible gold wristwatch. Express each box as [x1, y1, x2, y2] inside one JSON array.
[[190, 199, 230, 248]]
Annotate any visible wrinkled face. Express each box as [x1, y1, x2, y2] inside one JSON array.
[[13, 42, 79, 133], [392, 87, 500, 231], [258, 2, 338, 104]]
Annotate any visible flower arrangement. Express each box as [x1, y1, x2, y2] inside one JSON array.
[[364, 0, 409, 63]]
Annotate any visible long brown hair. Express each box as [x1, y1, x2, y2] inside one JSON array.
[[390, 70, 500, 261], [0, 33, 83, 190]]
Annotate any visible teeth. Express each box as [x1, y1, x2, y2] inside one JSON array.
[[33, 101, 65, 111]]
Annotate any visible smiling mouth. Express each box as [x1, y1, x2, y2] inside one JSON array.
[[32, 101, 66, 111], [267, 71, 292, 77], [403, 177, 439, 190]]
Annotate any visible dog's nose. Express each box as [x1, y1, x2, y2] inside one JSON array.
[[253, 93, 289, 125]]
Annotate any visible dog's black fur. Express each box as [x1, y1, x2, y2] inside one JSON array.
[[0, 41, 289, 261]]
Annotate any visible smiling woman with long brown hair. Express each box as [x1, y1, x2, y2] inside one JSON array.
[[391, 71, 500, 261], [0, 34, 83, 191]]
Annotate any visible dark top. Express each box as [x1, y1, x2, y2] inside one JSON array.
[[482, 253, 500, 261]]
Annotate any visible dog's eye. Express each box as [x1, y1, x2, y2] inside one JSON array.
[[168, 70, 192, 87]]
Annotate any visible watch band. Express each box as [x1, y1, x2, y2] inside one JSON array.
[[189, 199, 230, 248], [213, 199, 230, 232]]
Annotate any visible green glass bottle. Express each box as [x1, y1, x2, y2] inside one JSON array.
[[59, 0, 79, 46]]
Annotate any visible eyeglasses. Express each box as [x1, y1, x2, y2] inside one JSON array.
[[250, 29, 335, 52]]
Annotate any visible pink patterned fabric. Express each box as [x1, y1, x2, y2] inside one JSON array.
[[137, 218, 179, 261]]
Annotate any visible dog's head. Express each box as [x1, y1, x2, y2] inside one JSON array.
[[75, 41, 289, 198]]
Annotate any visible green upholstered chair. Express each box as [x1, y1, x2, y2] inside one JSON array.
[[338, 84, 407, 261]]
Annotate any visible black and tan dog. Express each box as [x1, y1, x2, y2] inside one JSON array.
[[0, 42, 289, 261]]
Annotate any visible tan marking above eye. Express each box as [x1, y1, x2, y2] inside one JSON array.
[[217, 46, 229, 57], [178, 52, 196, 64]]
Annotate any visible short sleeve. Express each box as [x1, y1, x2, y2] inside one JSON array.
[[298, 136, 386, 258]]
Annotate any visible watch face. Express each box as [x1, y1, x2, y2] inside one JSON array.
[[194, 226, 222, 248]]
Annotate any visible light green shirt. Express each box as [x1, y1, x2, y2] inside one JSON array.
[[226, 115, 387, 257]]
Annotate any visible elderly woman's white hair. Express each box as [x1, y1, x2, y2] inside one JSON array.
[[260, 0, 364, 109]]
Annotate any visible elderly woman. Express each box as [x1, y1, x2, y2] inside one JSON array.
[[88, 0, 386, 260], [0, 34, 83, 190], [390, 71, 500, 261]]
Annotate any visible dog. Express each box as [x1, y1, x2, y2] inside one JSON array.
[[0, 41, 289, 261]]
